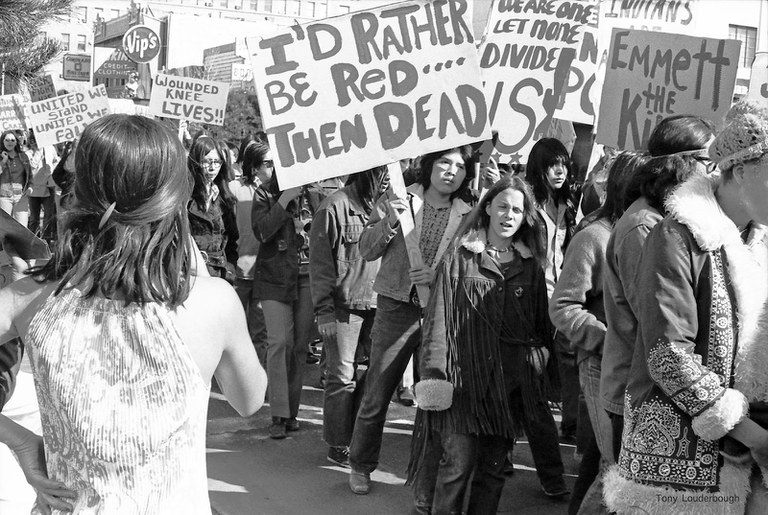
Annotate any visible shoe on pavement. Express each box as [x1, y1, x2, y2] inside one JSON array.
[[397, 386, 416, 407], [306, 352, 320, 365], [285, 417, 300, 432], [327, 446, 350, 468], [542, 485, 570, 498], [349, 470, 371, 495], [269, 418, 286, 439]]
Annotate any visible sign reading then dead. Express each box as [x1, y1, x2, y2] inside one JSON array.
[[597, 28, 739, 151], [148, 74, 229, 126], [246, 0, 491, 190]]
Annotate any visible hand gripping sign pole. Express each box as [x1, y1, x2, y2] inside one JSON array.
[[387, 162, 429, 308]]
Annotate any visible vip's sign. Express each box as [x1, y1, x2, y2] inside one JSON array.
[[122, 25, 160, 64]]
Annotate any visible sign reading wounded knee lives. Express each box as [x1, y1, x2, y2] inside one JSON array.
[[247, 0, 491, 190], [27, 85, 111, 148], [596, 28, 739, 151], [148, 74, 230, 126]]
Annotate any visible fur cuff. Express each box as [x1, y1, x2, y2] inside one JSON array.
[[414, 379, 454, 411], [691, 388, 748, 441]]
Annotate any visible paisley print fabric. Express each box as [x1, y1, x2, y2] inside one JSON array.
[[23, 289, 211, 514]]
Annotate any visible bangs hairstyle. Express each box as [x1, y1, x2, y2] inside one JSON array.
[[241, 141, 270, 185], [417, 145, 477, 201], [525, 138, 574, 206], [453, 175, 546, 265], [188, 135, 235, 210], [1, 130, 21, 153], [32, 114, 194, 307]]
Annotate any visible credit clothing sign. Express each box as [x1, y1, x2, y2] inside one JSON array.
[[596, 28, 740, 151], [246, 0, 491, 190]]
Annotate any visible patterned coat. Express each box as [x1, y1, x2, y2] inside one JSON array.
[[604, 174, 768, 514]]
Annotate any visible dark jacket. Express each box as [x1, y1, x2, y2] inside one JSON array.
[[309, 185, 379, 325], [0, 339, 22, 411], [252, 181, 324, 302], [188, 193, 238, 279], [0, 151, 31, 190]]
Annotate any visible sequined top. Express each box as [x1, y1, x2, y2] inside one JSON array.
[[23, 288, 211, 515]]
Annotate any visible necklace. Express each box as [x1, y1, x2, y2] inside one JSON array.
[[487, 242, 514, 253]]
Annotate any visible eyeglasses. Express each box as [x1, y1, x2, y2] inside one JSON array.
[[692, 155, 716, 173], [202, 159, 222, 168]]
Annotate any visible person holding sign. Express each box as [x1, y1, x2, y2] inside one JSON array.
[[409, 175, 559, 514], [25, 130, 58, 243], [187, 135, 239, 281], [0, 130, 31, 227], [251, 153, 326, 440], [347, 146, 476, 496], [604, 110, 768, 514], [0, 114, 266, 514]]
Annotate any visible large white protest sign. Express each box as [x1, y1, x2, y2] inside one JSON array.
[[479, 0, 595, 161], [596, 28, 740, 151], [27, 85, 111, 147], [247, 0, 491, 190], [148, 74, 229, 126], [0, 95, 27, 131]]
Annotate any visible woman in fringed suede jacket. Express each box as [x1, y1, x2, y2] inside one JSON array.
[[409, 176, 565, 514]]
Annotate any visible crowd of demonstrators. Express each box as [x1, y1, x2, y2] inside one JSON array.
[[409, 176, 559, 514], [347, 146, 477, 497], [309, 166, 389, 467], [0, 114, 267, 514]]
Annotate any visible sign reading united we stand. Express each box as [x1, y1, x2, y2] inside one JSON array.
[[246, 0, 491, 190], [27, 85, 111, 147]]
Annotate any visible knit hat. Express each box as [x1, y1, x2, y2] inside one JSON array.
[[709, 112, 768, 171], [724, 99, 768, 124]]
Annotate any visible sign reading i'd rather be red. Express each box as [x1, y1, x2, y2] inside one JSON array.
[[122, 25, 160, 64]]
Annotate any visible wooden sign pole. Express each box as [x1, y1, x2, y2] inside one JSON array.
[[387, 162, 429, 308]]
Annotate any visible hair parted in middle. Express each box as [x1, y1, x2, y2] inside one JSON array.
[[187, 135, 236, 211], [416, 145, 477, 201]]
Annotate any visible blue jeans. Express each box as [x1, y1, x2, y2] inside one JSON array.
[[414, 431, 507, 515], [261, 274, 314, 419], [323, 308, 375, 447], [349, 295, 421, 473]]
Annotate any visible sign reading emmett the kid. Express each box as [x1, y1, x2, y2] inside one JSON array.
[[247, 0, 491, 190], [596, 28, 739, 151], [148, 74, 230, 126]]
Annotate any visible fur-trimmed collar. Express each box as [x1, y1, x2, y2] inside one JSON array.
[[458, 229, 533, 258], [667, 173, 768, 402]]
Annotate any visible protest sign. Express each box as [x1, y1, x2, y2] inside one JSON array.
[[0, 95, 27, 131], [148, 74, 229, 126], [478, 0, 596, 161], [596, 28, 739, 151], [27, 75, 57, 103], [27, 85, 111, 148], [747, 51, 768, 102], [246, 0, 491, 190]]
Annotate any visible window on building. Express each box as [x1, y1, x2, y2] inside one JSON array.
[[61, 33, 70, 51], [338, 5, 350, 14], [249, 0, 258, 9], [287, 0, 300, 16], [110, 9, 120, 19], [302, 1, 315, 17], [94, 7, 103, 19], [263, 0, 273, 12], [729, 24, 757, 68], [77, 35, 87, 52], [76, 6, 87, 22], [220, 0, 228, 7]]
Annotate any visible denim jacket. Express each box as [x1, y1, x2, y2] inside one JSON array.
[[309, 185, 379, 325], [359, 184, 473, 304]]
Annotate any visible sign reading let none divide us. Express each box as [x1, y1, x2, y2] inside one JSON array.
[[247, 0, 491, 190]]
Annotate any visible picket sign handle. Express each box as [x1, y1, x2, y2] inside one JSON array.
[[387, 162, 429, 308]]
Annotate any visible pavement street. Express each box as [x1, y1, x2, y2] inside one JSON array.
[[206, 364, 579, 515]]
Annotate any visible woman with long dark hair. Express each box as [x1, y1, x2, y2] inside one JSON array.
[[0, 114, 266, 514], [0, 129, 31, 225], [410, 175, 560, 513], [187, 135, 239, 280]]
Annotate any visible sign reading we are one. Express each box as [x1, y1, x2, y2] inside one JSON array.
[[247, 0, 491, 190]]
